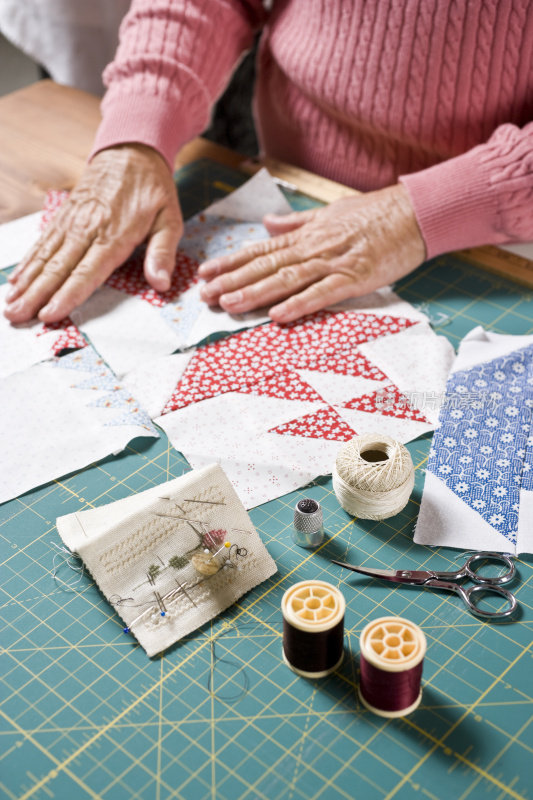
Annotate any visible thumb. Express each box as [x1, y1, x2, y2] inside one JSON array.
[[144, 204, 183, 292], [262, 208, 318, 235]]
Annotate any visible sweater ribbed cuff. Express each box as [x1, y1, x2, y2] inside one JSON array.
[[399, 148, 507, 260], [89, 87, 194, 171]]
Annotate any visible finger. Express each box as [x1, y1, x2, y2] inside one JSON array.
[[4, 234, 91, 323], [269, 273, 356, 323], [218, 259, 328, 314], [37, 239, 135, 323], [200, 244, 305, 304], [7, 227, 65, 294], [144, 204, 183, 292], [262, 208, 318, 235], [197, 229, 298, 280], [4, 231, 67, 318], [9, 192, 78, 284]]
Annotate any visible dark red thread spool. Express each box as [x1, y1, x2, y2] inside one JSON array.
[[282, 580, 345, 678], [358, 616, 426, 717]]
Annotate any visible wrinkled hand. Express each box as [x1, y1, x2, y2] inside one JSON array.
[[4, 144, 182, 323], [198, 184, 425, 323]]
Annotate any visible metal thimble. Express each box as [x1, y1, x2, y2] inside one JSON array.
[[292, 498, 324, 549]]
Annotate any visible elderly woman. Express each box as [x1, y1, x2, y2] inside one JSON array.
[[5, 0, 533, 325]]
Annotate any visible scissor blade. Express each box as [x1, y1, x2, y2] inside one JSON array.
[[331, 560, 430, 584]]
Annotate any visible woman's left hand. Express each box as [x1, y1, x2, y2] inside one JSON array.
[[198, 183, 426, 323]]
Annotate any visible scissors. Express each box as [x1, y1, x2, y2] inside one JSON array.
[[331, 551, 518, 620]]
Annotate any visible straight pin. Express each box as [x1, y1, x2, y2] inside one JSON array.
[[153, 512, 208, 536], [174, 578, 197, 608], [154, 591, 167, 617], [183, 498, 226, 505], [210, 542, 231, 560], [158, 497, 186, 512]]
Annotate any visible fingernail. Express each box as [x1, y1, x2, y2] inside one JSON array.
[[5, 285, 18, 301], [221, 291, 243, 306], [199, 258, 221, 276], [6, 299, 22, 312], [155, 269, 170, 290], [270, 303, 289, 322], [40, 300, 58, 316], [146, 255, 169, 279]]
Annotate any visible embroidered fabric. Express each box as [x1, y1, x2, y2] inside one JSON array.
[[56, 463, 278, 656], [415, 327, 533, 554]]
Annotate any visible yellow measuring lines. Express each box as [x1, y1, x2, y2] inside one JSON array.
[[384, 640, 532, 800]]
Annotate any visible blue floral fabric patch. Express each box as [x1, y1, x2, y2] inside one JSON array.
[[428, 343, 533, 545], [180, 215, 269, 264], [53, 348, 157, 434]]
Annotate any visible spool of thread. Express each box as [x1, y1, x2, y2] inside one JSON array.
[[358, 616, 426, 717], [281, 580, 345, 678], [292, 498, 324, 548], [332, 433, 414, 520]]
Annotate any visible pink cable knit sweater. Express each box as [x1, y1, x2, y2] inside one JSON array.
[[91, 0, 533, 260]]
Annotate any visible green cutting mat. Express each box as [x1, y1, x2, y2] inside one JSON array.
[[1, 160, 532, 800]]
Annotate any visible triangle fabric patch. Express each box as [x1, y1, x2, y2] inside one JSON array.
[[37, 317, 87, 355], [105, 250, 199, 307], [278, 310, 415, 356], [162, 325, 287, 412], [342, 384, 431, 423], [290, 348, 388, 379], [235, 370, 325, 402], [162, 313, 414, 413], [268, 406, 357, 441]]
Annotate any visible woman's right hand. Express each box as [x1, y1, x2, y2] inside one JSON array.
[[4, 143, 183, 324]]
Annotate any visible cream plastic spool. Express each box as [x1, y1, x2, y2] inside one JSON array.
[[359, 616, 427, 717], [281, 580, 345, 678]]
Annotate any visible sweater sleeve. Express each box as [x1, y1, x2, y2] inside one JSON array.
[[89, 0, 265, 169], [399, 123, 533, 259]]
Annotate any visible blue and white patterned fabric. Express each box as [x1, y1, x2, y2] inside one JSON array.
[[415, 328, 533, 554], [180, 215, 271, 265], [53, 347, 157, 434], [427, 343, 533, 546]]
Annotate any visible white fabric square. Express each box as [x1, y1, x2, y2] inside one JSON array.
[[0, 284, 87, 378], [0, 345, 158, 504]]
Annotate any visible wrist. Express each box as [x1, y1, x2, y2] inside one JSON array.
[[399, 151, 504, 259], [90, 142, 171, 172], [385, 183, 427, 265]]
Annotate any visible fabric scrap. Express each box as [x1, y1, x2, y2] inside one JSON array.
[[359, 322, 455, 425], [154, 311, 447, 508], [0, 284, 87, 378], [0, 344, 158, 504], [414, 326, 533, 554]]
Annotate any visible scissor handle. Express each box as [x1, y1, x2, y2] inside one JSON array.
[[461, 584, 518, 620], [424, 578, 518, 619], [463, 552, 515, 585]]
